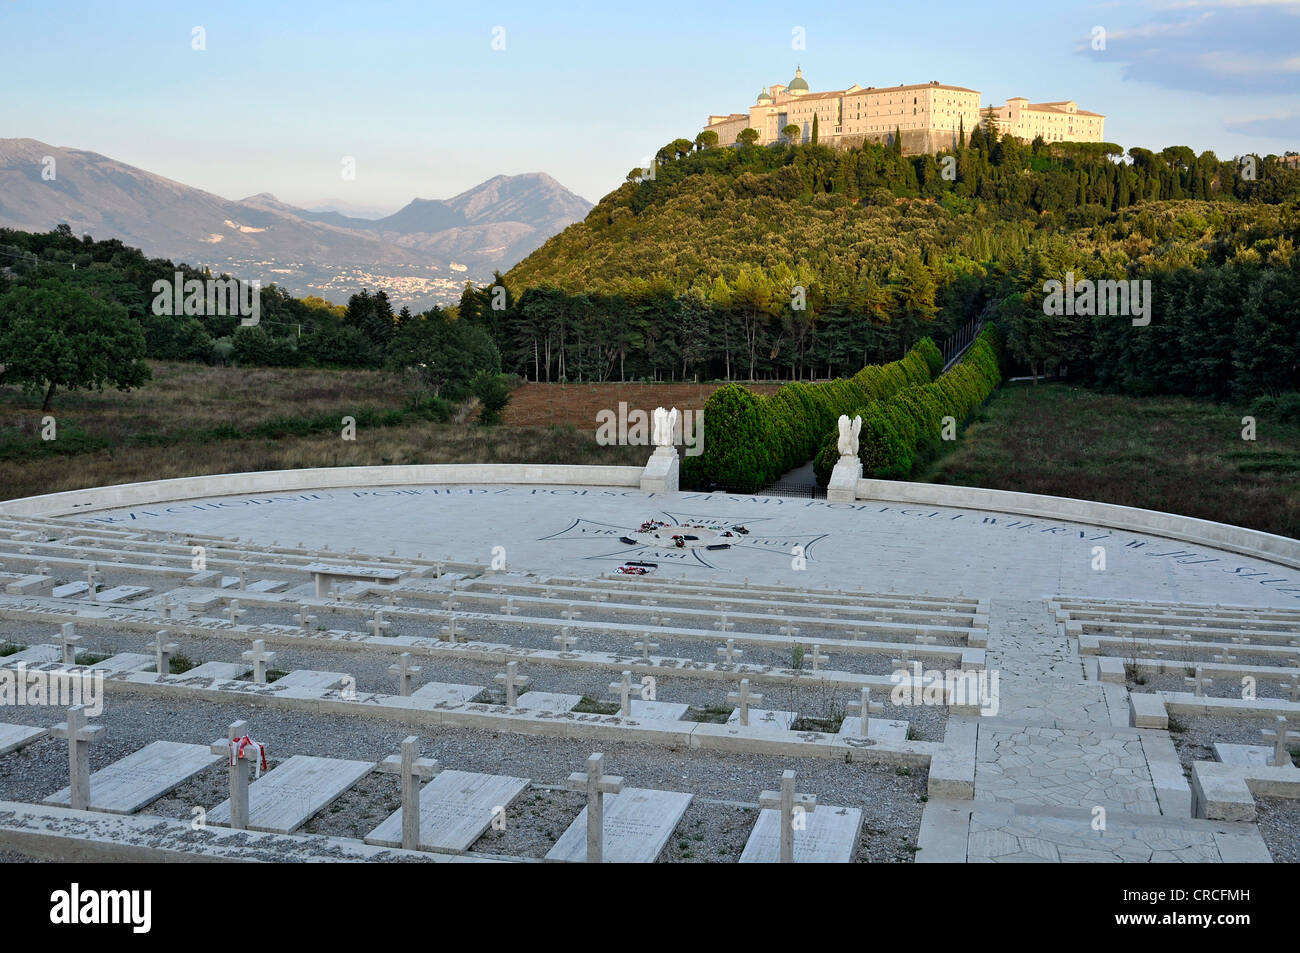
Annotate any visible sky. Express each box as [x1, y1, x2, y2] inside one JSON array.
[[3, 0, 1297, 212]]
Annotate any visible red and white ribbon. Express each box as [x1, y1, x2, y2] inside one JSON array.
[[229, 735, 268, 778]]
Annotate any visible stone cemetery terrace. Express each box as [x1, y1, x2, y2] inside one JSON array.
[[0, 470, 1297, 864]]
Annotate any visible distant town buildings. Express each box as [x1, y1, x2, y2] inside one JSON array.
[[704, 68, 1105, 155]]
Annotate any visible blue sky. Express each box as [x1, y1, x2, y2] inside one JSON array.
[[3, 0, 1297, 211]]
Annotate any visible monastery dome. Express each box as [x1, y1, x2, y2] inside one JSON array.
[[787, 68, 809, 93]]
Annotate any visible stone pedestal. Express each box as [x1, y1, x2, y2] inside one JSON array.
[[639, 447, 679, 493], [826, 455, 862, 502]]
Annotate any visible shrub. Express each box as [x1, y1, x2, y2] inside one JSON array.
[[815, 325, 1003, 483], [686, 339, 941, 490]]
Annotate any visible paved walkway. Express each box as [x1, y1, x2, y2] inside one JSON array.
[[921, 598, 1273, 863]]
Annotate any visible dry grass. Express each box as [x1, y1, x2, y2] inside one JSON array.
[[506, 380, 784, 429], [921, 383, 1300, 539], [0, 361, 647, 500]]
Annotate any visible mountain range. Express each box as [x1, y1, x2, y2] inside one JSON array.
[[0, 138, 592, 307]]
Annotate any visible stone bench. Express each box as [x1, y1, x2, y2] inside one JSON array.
[[1129, 692, 1168, 729], [302, 563, 404, 598], [1191, 760, 1300, 821]]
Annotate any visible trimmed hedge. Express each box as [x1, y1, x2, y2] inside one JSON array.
[[813, 325, 1003, 483], [683, 337, 942, 489]]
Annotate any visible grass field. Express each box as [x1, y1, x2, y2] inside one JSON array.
[[919, 383, 1300, 540], [3, 366, 1296, 542], [0, 362, 646, 501]]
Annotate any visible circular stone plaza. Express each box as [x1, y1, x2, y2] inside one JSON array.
[[0, 457, 1297, 864]]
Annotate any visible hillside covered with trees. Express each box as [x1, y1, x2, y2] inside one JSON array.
[[492, 132, 1298, 398]]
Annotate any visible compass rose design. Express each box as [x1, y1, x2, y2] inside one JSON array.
[[538, 510, 829, 570]]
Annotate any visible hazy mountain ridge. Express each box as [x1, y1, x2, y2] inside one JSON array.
[[0, 138, 592, 306]]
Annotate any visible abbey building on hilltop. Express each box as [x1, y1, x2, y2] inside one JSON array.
[[704, 68, 1105, 155]]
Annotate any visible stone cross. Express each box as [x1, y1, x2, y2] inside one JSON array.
[[491, 585, 506, 596], [378, 736, 440, 850], [1212, 650, 1237, 665], [1285, 676, 1300, 704], [59, 623, 81, 665], [717, 639, 744, 664], [634, 637, 658, 661], [237, 567, 248, 591], [780, 621, 800, 640], [441, 595, 460, 611], [609, 670, 636, 716], [543, 588, 556, 600], [561, 605, 582, 622], [227, 600, 246, 625], [85, 563, 102, 602], [553, 629, 577, 654], [1184, 666, 1212, 697], [209, 721, 265, 830], [433, 561, 445, 578], [566, 753, 622, 864], [846, 688, 883, 738], [295, 605, 317, 630], [650, 612, 666, 627], [495, 661, 532, 706], [242, 640, 276, 684], [713, 613, 734, 634], [915, 634, 938, 647], [501, 597, 519, 617], [807, 644, 828, 674], [727, 678, 763, 726], [154, 631, 179, 677], [640, 598, 658, 608], [440, 618, 460, 643], [891, 649, 911, 671], [389, 652, 422, 696], [157, 594, 174, 620], [1262, 716, 1295, 768], [758, 770, 817, 864], [367, 610, 391, 638], [51, 706, 106, 811]]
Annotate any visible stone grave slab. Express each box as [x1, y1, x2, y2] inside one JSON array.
[[87, 653, 155, 673], [546, 787, 692, 863], [53, 582, 90, 599], [1215, 743, 1299, 770], [2, 644, 60, 663], [365, 769, 529, 853], [95, 585, 151, 604], [184, 661, 252, 680], [739, 804, 863, 863], [728, 708, 797, 730], [220, 576, 240, 589], [5, 575, 53, 596], [207, 755, 375, 833], [45, 741, 222, 814], [0, 723, 47, 756], [246, 579, 289, 593], [839, 717, 910, 743], [629, 700, 689, 721], [187, 592, 222, 612], [410, 681, 484, 704], [515, 692, 582, 713], [274, 670, 349, 691]]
